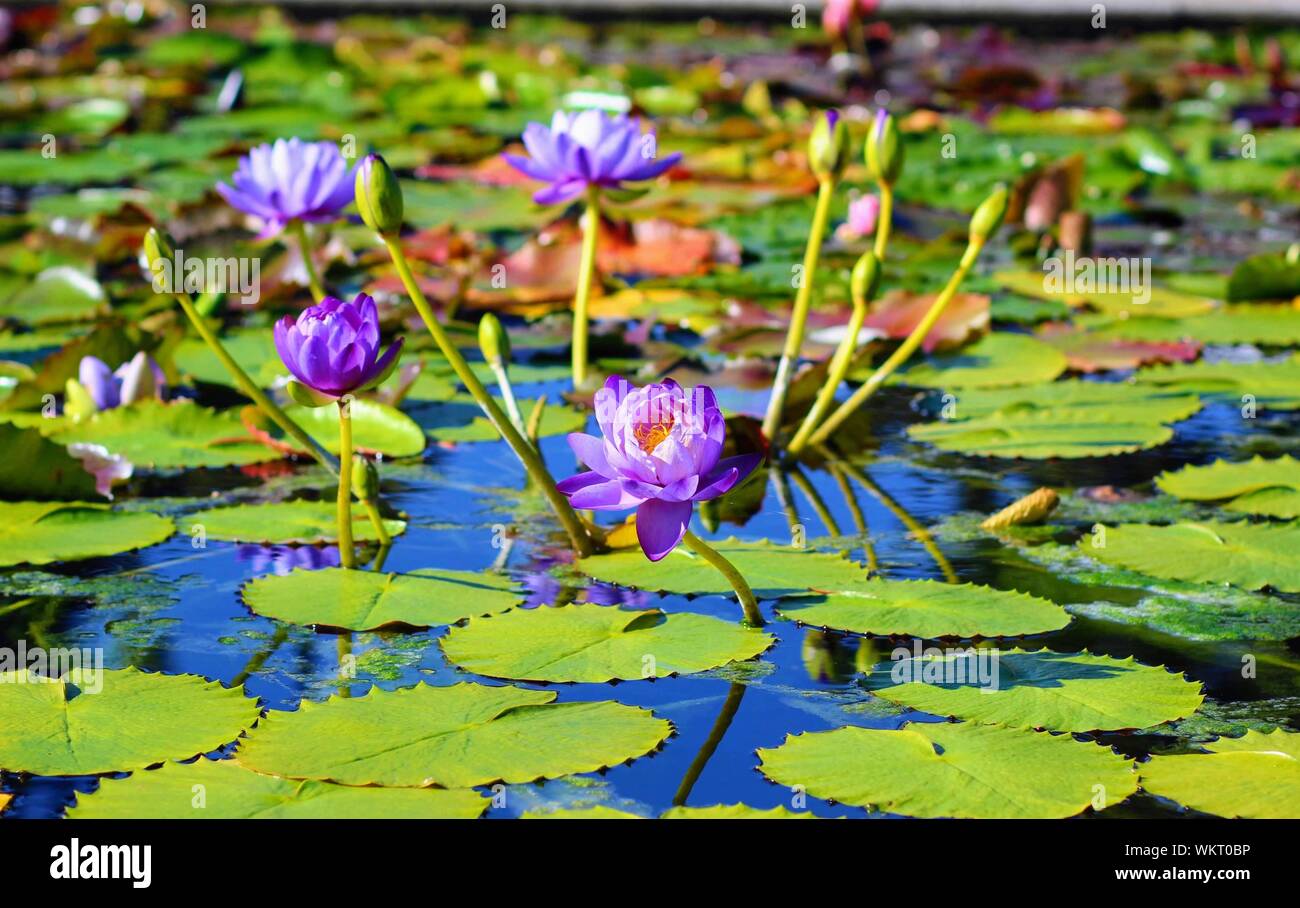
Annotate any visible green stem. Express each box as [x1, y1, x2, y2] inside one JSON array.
[[337, 400, 356, 569], [290, 220, 326, 303], [681, 529, 764, 627], [672, 682, 747, 807], [490, 360, 528, 441], [381, 235, 593, 557], [873, 182, 894, 261], [361, 497, 391, 547], [572, 188, 601, 389], [807, 237, 985, 447], [762, 177, 836, 441], [169, 289, 337, 475]]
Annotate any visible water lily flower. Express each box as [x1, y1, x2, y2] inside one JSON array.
[[216, 138, 354, 239], [67, 443, 132, 498], [503, 110, 682, 206], [557, 376, 760, 562], [838, 193, 880, 240], [76, 353, 166, 412], [273, 292, 403, 399], [823, 0, 880, 39]]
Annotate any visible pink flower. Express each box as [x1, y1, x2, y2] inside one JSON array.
[[839, 194, 880, 240]]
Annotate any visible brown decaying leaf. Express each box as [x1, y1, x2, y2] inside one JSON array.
[[1036, 323, 1201, 372]]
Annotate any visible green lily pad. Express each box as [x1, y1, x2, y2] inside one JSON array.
[[521, 806, 644, 819], [909, 408, 1173, 459], [1081, 521, 1300, 592], [1134, 354, 1300, 410], [577, 539, 870, 599], [0, 502, 174, 567], [0, 266, 107, 326], [191, 500, 406, 544], [173, 331, 284, 389], [757, 721, 1136, 818], [68, 759, 489, 819], [241, 567, 521, 631], [425, 396, 588, 443], [1077, 305, 1300, 346], [946, 380, 1202, 424], [776, 579, 1070, 639], [1155, 456, 1300, 518], [236, 682, 672, 788], [52, 399, 279, 469], [661, 804, 814, 819], [996, 269, 1215, 319], [0, 423, 99, 500], [865, 648, 1203, 732], [893, 333, 1068, 389], [440, 605, 775, 683], [285, 399, 426, 458], [1139, 729, 1300, 819], [0, 667, 259, 776]]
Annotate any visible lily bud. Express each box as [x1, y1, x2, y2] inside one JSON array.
[[850, 251, 882, 307], [808, 109, 848, 182], [478, 313, 511, 367], [866, 109, 904, 185], [351, 454, 380, 502], [355, 153, 404, 236], [143, 227, 175, 276], [969, 184, 1009, 242], [63, 378, 98, 420], [117, 352, 158, 406]]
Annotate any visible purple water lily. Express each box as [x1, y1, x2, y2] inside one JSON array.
[[273, 292, 403, 398], [557, 376, 761, 562], [503, 110, 682, 205], [216, 138, 354, 238], [79, 353, 166, 410]]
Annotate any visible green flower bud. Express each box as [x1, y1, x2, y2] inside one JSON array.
[[355, 153, 404, 236], [478, 313, 511, 368], [808, 110, 848, 182], [351, 454, 380, 501], [142, 227, 176, 285], [63, 378, 98, 421], [866, 110, 904, 186], [969, 184, 1010, 242], [850, 251, 883, 307]]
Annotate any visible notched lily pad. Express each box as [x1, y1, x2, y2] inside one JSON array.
[[893, 333, 1067, 390], [1081, 521, 1300, 592], [191, 500, 406, 544], [1140, 729, 1300, 819], [1155, 456, 1300, 518], [0, 502, 174, 567]]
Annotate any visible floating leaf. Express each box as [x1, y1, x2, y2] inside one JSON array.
[[1076, 305, 1300, 347], [661, 804, 814, 819], [0, 267, 107, 326], [1134, 355, 1300, 410], [0, 667, 258, 776], [577, 539, 870, 598], [440, 605, 774, 683], [425, 396, 587, 443], [944, 379, 1202, 424], [68, 759, 489, 819], [236, 682, 672, 788], [173, 331, 283, 388], [996, 269, 1215, 319], [865, 648, 1203, 732], [521, 806, 644, 819], [284, 399, 426, 458], [1155, 456, 1300, 518], [757, 722, 1136, 818], [893, 333, 1067, 389], [776, 579, 1069, 639], [1081, 521, 1300, 592], [1139, 729, 1300, 819], [242, 567, 520, 631], [0, 502, 173, 567], [191, 500, 406, 544], [0, 423, 99, 499], [1226, 252, 1300, 302], [909, 408, 1173, 459], [52, 399, 279, 469], [1036, 324, 1200, 372]]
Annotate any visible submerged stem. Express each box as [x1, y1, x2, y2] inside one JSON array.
[[361, 497, 391, 548], [572, 188, 601, 389], [681, 530, 764, 627], [761, 177, 836, 442], [380, 235, 593, 557], [336, 400, 356, 570], [290, 220, 326, 303]]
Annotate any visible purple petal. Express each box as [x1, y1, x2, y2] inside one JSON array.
[[635, 498, 692, 562], [533, 179, 588, 206], [567, 432, 614, 477], [78, 356, 119, 410], [557, 470, 607, 496], [568, 479, 645, 510]]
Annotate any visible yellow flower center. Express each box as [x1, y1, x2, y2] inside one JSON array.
[[633, 419, 674, 453]]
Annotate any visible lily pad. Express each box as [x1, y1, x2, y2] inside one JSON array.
[[173, 331, 284, 389], [440, 605, 775, 683], [0, 667, 259, 776], [945, 380, 1202, 424], [1081, 521, 1300, 592], [757, 722, 1136, 818], [52, 399, 279, 469], [285, 399, 426, 458], [864, 648, 1204, 732], [0, 502, 174, 567], [576, 538, 871, 598], [1134, 354, 1300, 410], [0, 267, 107, 326], [1139, 729, 1300, 819], [893, 333, 1068, 389], [661, 804, 813, 819], [68, 759, 489, 819], [776, 579, 1070, 639], [521, 806, 644, 819], [191, 500, 406, 544], [0, 423, 99, 499], [236, 682, 672, 788], [1155, 456, 1300, 518], [996, 269, 1215, 319], [909, 408, 1173, 459], [241, 567, 521, 631], [425, 396, 588, 443]]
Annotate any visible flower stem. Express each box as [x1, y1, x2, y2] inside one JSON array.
[[290, 220, 326, 303], [361, 497, 391, 547], [336, 400, 356, 569], [489, 360, 529, 441], [572, 188, 601, 389], [380, 235, 594, 557], [761, 177, 835, 442], [681, 529, 764, 627], [806, 237, 985, 448], [167, 288, 338, 475], [873, 182, 894, 261]]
